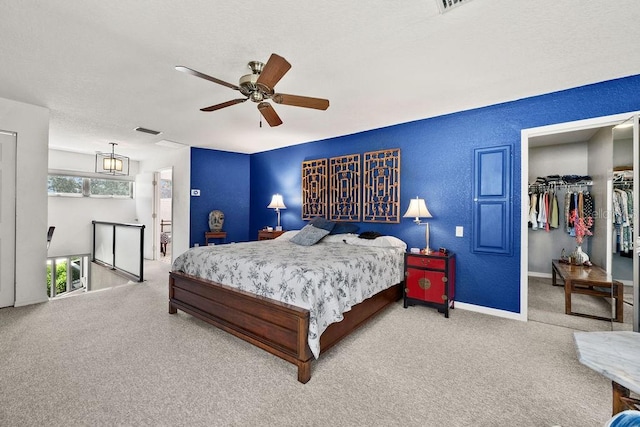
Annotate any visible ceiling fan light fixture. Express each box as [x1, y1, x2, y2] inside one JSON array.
[[250, 91, 264, 102], [239, 73, 259, 96]]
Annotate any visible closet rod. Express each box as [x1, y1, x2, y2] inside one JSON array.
[[528, 182, 592, 190]]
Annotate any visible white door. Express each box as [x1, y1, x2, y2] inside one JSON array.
[[135, 172, 157, 260], [0, 131, 16, 308]]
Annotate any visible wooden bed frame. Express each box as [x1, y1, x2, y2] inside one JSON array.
[[169, 270, 402, 383]]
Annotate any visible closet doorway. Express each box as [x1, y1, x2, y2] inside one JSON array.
[[521, 112, 639, 333]]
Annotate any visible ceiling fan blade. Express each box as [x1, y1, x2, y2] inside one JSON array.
[[256, 54, 291, 93], [272, 93, 330, 110], [257, 102, 283, 127], [175, 66, 239, 91], [200, 98, 248, 112]]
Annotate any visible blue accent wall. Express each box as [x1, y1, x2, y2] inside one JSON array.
[[190, 75, 640, 313], [190, 147, 250, 245], [246, 74, 640, 314]]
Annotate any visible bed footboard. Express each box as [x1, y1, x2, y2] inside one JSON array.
[[169, 271, 401, 383]]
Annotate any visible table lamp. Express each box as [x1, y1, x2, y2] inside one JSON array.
[[403, 196, 433, 253], [267, 194, 287, 231]]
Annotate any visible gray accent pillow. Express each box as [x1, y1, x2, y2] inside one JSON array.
[[290, 224, 331, 246]]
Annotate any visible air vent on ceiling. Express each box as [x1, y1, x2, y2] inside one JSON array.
[[436, 0, 473, 14], [134, 126, 162, 135]]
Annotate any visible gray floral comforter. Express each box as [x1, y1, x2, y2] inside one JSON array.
[[172, 238, 405, 358]]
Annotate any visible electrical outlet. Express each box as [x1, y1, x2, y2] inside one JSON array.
[[191, 189, 201, 196], [455, 226, 464, 237]]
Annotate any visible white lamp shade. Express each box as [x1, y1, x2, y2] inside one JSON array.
[[403, 197, 432, 219], [103, 157, 123, 172], [96, 142, 129, 176], [267, 194, 286, 210]]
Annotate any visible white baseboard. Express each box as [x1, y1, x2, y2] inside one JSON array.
[[14, 296, 48, 307], [455, 301, 526, 321], [528, 271, 552, 279]]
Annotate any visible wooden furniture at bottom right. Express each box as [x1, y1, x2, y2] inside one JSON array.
[[574, 331, 640, 416], [551, 259, 623, 323]]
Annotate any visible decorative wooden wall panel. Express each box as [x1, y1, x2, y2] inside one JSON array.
[[363, 149, 401, 223], [301, 159, 328, 219], [329, 154, 361, 221]]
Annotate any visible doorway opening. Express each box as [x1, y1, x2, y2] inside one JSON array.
[[521, 112, 639, 332], [158, 168, 173, 264]]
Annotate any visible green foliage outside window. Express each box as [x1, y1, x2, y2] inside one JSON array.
[[48, 176, 82, 194], [48, 174, 132, 197], [46, 259, 81, 297], [90, 179, 132, 196]]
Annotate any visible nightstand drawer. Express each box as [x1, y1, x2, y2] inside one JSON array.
[[405, 255, 445, 270]]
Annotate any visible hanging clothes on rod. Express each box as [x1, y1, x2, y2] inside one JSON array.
[[613, 169, 633, 256], [528, 174, 593, 233], [528, 184, 559, 231], [565, 189, 595, 237]]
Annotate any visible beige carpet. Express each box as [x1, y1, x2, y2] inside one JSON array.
[[0, 262, 619, 426], [528, 275, 634, 332]]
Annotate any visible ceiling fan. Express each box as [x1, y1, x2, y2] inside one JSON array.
[[176, 53, 330, 127]]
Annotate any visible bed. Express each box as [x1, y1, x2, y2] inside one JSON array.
[[169, 229, 406, 383]]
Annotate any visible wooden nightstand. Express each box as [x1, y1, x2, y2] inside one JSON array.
[[205, 231, 227, 245], [258, 230, 285, 240], [404, 251, 456, 318]]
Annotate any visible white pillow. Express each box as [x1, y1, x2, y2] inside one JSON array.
[[344, 235, 407, 250], [275, 230, 299, 241]]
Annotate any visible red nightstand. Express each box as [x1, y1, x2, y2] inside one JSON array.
[[404, 251, 456, 318]]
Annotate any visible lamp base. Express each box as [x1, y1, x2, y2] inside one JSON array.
[[421, 247, 433, 255], [275, 226, 283, 231]]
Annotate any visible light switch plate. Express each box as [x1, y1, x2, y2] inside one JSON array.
[[456, 226, 464, 237], [191, 189, 201, 196]]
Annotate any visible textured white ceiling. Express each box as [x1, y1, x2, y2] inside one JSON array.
[[1, 0, 639, 160]]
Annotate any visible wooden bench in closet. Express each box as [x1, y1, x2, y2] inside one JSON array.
[[551, 259, 623, 323]]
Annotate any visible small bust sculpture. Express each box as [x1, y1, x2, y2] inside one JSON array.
[[208, 210, 225, 232]]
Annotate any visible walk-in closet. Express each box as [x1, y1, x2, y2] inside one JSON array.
[[527, 119, 636, 332]]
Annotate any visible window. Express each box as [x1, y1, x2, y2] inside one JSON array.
[[90, 179, 132, 197], [48, 174, 133, 198], [48, 175, 83, 196]]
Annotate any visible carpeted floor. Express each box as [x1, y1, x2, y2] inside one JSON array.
[[0, 262, 623, 426], [528, 275, 634, 332]]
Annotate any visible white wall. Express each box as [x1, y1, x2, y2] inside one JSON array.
[[0, 97, 49, 306], [48, 149, 139, 257], [139, 148, 190, 262], [49, 149, 139, 176], [614, 138, 633, 168], [48, 197, 138, 257], [587, 126, 613, 268]]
